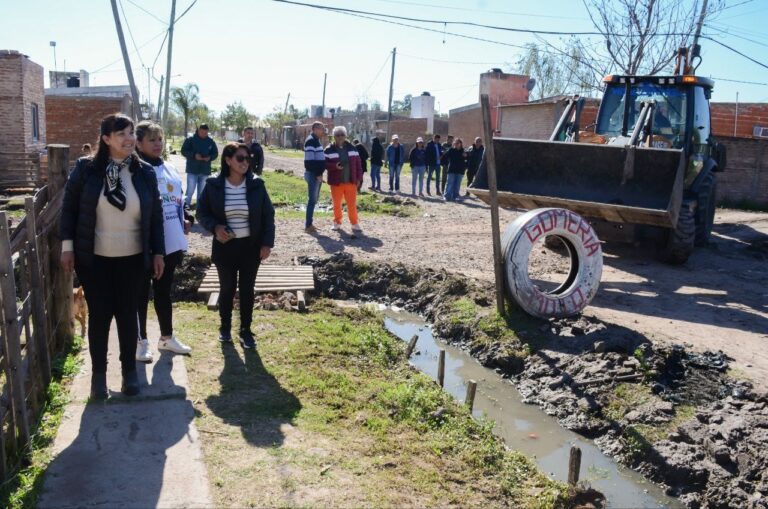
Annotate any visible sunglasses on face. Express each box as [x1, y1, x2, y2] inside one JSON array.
[[234, 154, 251, 162]]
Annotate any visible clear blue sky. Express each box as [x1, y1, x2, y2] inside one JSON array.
[[2, 0, 767, 117]]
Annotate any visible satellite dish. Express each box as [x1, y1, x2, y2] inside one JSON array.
[[526, 78, 536, 91]]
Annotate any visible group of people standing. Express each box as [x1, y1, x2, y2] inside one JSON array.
[[303, 126, 486, 233], [61, 113, 275, 400]]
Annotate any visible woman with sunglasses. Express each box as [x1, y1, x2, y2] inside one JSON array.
[[197, 142, 275, 350], [324, 126, 364, 234]]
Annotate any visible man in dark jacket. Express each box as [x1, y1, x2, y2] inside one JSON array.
[[181, 124, 218, 208], [440, 135, 454, 195], [425, 134, 443, 196], [465, 137, 485, 196], [238, 127, 265, 175], [352, 138, 369, 191], [303, 121, 326, 233]]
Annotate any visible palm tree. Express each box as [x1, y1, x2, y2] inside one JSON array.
[[170, 83, 200, 136]]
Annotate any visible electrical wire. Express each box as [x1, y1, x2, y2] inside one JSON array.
[[709, 76, 768, 86], [118, 0, 147, 68], [175, 0, 198, 23], [362, 52, 391, 96], [125, 0, 167, 24], [361, 0, 584, 20], [398, 53, 507, 66], [91, 28, 167, 74]]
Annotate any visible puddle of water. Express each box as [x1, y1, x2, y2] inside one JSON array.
[[382, 307, 682, 509]]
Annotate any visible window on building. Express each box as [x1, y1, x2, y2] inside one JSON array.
[[31, 103, 40, 141]]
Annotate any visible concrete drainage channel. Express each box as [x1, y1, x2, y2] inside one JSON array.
[[379, 304, 680, 509]]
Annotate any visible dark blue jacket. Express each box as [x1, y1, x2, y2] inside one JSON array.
[[408, 147, 427, 167], [442, 147, 468, 175], [196, 172, 275, 263], [60, 156, 165, 270], [181, 134, 218, 175], [426, 140, 442, 166], [304, 134, 325, 177], [386, 143, 406, 168]]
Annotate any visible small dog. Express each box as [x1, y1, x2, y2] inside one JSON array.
[[72, 286, 87, 337]]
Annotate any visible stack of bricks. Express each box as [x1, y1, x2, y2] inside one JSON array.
[[45, 95, 130, 164]]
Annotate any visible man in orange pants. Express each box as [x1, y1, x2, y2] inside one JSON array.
[[324, 126, 364, 235]]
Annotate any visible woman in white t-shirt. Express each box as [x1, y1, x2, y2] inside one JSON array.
[[135, 121, 193, 361]]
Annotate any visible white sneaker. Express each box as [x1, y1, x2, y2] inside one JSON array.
[[331, 223, 341, 231], [158, 335, 192, 354], [351, 224, 362, 232], [136, 339, 153, 362]]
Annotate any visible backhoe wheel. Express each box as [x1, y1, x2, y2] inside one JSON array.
[[695, 172, 717, 246], [659, 202, 695, 265]]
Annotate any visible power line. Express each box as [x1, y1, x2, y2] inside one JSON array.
[[362, 52, 391, 96], [398, 53, 507, 65], [91, 28, 167, 73], [175, 0, 198, 23], [118, 0, 146, 68], [709, 76, 768, 86], [125, 0, 167, 24], [151, 31, 169, 70], [363, 0, 584, 20]]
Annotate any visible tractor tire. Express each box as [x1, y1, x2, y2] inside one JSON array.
[[695, 172, 717, 246], [501, 208, 603, 318], [659, 203, 696, 265]]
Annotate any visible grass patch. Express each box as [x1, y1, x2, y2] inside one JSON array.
[[449, 297, 479, 325], [266, 147, 305, 159], [178, 300, 569, 508], [604, 383, 696, 461], [1, 335, 85, 509]]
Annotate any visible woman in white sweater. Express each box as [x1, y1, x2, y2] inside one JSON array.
[[134, 121, 193, 362]]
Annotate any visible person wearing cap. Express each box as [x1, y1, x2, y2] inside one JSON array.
[[385, 134, 405, 193], [324, 126, 363, 234], [181, 124, 218, 208], [465, 137, 485, 196], [408, 137, 427, 197]]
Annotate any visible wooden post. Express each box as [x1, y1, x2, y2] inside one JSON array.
[[46, 145, 73, 350], [25, 197, 51, 385], [464, 380, 477, 413], [405, 334, 418, 358], [0, 212, 31, 445], [480, 94, 506, 316], [568, 446, 582, 486], [437, 349, 445, 388]]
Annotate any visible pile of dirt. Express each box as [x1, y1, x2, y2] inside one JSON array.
[[302, 253, 768, 509]]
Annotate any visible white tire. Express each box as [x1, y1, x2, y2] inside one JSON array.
[[502, 208, 603, 318]]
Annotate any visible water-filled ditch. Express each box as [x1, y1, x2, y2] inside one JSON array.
[[378, 305, 682, 509]]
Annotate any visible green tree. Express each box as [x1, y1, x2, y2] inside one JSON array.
[[220, 101, 252, 132], [391, 94, 412, 114], [515, 41, 596, 99], [191, 103, 219, 133], [170, 83, 200, 136]]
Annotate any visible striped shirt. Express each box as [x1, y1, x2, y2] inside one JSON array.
[[224, 179, 250, 238]]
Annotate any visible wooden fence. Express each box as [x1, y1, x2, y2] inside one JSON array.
[[0, 145, 73, 483], [0, 152, 48, 191]]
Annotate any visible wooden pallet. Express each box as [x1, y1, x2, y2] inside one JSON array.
[[198, 264, 314, 310]]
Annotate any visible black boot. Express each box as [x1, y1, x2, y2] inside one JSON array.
[[90, 372, 108, 400], [219, 319, 232, 342], [121, 370, 140, 396]]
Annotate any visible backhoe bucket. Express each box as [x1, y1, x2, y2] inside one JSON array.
[[471, 138, 685, 228]]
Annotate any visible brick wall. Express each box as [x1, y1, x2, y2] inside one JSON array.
[[45, 95, 130, 164], [0, 51, 45, 154], [717, 136, 768, 207], [711, 103, 768, 139], [448, 104, 482, 145], [498, 98, 600, 139]]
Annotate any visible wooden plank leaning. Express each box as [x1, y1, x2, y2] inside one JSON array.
[[25, 197, 51, 385], [0, 211, 31, 445]]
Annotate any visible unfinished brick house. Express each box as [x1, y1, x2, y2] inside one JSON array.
[[45, 85, 133, 165], [0, 50, 46, 188]]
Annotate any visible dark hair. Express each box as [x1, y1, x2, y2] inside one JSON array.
[[220, 142, 249, 177], [93, 113, 139, 171], [372, 137, 382, 147], [434, 134, 441, 139], [135, 120, 163, 141]]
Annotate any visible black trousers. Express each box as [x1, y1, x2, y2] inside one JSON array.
[[79, 254, 144, 374], [138, 250, 183, 339], [440, 164, 448, 192], [215, 238, 261, 333], [466, 167, 478, 189]]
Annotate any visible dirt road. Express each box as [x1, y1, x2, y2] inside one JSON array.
[[180, 153, 768, 385]]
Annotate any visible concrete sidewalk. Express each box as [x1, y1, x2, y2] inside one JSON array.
[[37, 322, 213, 509]]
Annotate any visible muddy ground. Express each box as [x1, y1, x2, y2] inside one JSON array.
[[172, 152, 768, 508]]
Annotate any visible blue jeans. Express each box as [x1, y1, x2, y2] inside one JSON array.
[[304, 170, 323, 228], [388, 164, 402, 191], [411, 165, 426, 195], [370, 165, 381, 189], [426, 164, 441, 194], [444, 173, 463, 201], [185, 173, 208, 207]]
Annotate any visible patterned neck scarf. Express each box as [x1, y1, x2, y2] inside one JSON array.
[[104, 156, 131, 210]]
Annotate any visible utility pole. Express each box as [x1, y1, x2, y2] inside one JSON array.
[[689, 0, 708, 71], [146, 67, 152, 118], [110, 0, 143, 120], [385, 47, 397, 144], [156, 75, 164, 122], [162, 0, 177, 129], [321, 73, 327, 118], [284, 92, 291, 115]]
